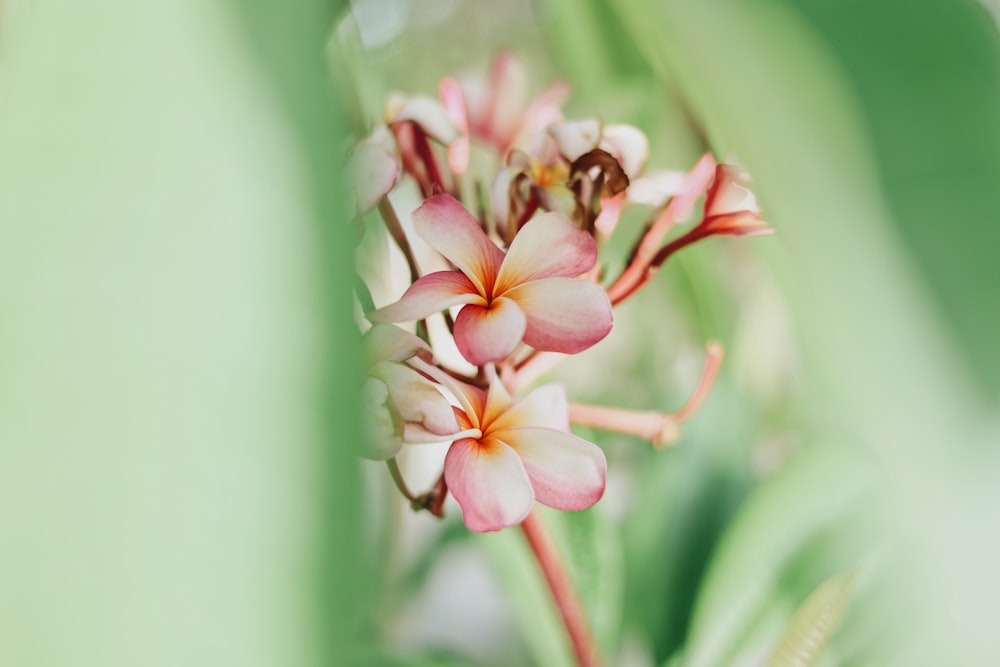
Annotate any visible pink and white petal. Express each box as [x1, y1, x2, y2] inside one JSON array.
[[486, 53, 530, 148], [364, 323, 430, 366], [491, 167, 519, 235], [594, 193, 626, 238], [547, 119, 601, 163], [412, 194, 505, 296], [458, 73, 490, 136], [704, 164, 759, 217], [438, 77, 469, 134], [445, 437, 535, 532], [494, 212, 597, 293], [349, 143, 399, 214], [489, 383, 569, 434], [504, 277, 613, 354], [519, 81, 571, 138], [481, 372, 514, 432], [369, 271, 484, 324], [370, 361, 461, 436], [495, 427, 606, 511], [454, 297, 527, 366], [627, 170, 687, 209], [386, 93, 459, 145], [447, 136, 470, 176], [665, 152, 716, 221], [599, 124, 649, 179]]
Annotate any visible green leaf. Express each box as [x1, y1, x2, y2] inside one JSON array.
[[480, 524, 576, 667], [766, 573, 856, 667], [478, 505, 623, 667], [681, 443, 879, 667]]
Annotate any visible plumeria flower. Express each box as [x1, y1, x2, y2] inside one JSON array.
[[439, 52, 570, 161], [369, 194, 613, 366], [362, 324, 468, 460], [437, 370, 607, 532], [483, 118, 645, 237], [491, 137, 578, 239], [491, 120, 645, 239]]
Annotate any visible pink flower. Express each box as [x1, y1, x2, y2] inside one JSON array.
[[369, 194, 613, 366], [443, 375, 606, 532], [439, 53, 570, 160]]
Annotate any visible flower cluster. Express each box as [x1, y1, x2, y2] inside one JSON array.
[[351, 54, 770, 533]]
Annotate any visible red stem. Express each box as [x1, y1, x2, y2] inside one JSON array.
[[520, 510, 602, 667]]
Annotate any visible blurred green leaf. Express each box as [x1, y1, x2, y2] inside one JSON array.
[[480, 524, 576, 667], [0, 2, 364, 667], [479, 506, 622, 667], [765, 572, 856, 667], [621, 379, 756, 663], [681, 443, 878, 667], [790, 0, 1000, 398]]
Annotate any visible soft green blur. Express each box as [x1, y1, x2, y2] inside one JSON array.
[[4, 0, 999, 666], [0, 2, 364, 667]]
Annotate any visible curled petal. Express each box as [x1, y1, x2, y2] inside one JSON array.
[[494, 212, 597, 293], [594, 192, 626, 237], [490, 383, 570, 433], [363, 323, 430, 366], [361, 377, 402, 460], [701, 211, 773, 237], [505, 277, 613, 354], [348, 143, 399, 214], [412, 194, 504, 296], [627, 170, 687, 208], [704, 163, 759, 217], [495, 428, 606, 511], [600, 124, 649, 179], [386, 93, 459, 145], [370, 361, 460, 436], [548, 119, 601, 163], [491, 166, 520, 237], [445, 437, 534, 532], [369, 271, 484, 324], [454, 297, 527, 365]]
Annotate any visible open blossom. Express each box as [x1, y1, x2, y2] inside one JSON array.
[[362, 324, 462, 460], [369, 194, 613, 365], [443, 374, 606, 532]]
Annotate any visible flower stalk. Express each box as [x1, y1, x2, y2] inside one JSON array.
[[568, 342, 724, 448], [520, 509, 602, 667]]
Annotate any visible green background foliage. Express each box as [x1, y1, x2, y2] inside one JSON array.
[[2, 0, 999, 666]]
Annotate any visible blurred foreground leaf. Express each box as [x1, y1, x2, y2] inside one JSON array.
[[765, 572, 855, 667]]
